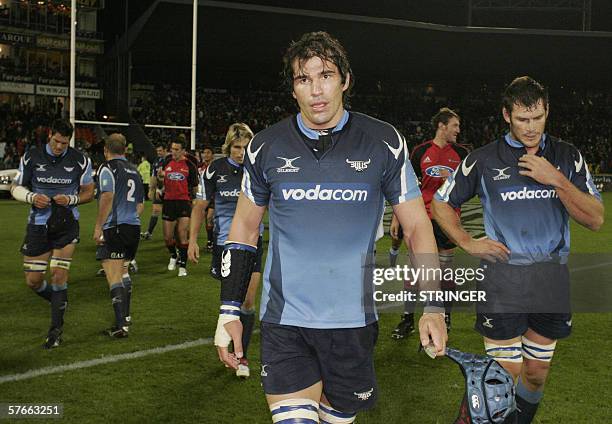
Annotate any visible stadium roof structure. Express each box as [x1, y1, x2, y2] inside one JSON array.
[[106, 0, 612, 87]]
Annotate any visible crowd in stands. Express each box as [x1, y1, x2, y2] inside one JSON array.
[[1, 82, 611, 174]]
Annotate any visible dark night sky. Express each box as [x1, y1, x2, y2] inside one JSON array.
[[99, 1, 612, 87]]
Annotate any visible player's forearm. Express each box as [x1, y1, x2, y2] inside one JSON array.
[[431, 200, 472, 248], [10, 183, 35, 204], [554, 178, 604, 231], [189, 200, 208, 241], [227, 195, 265, 247], [95, 193, 114, 228], [78, 183, 95, 204], [137, 203, 144, 216]]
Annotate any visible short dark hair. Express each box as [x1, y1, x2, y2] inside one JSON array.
[[202, 146, 213, 153], [431, 107, 460, 131], [502, 76, 548, 114], [173, 138, 186, 149], [105, 133, 126, 155], [51, 119, 74, 138], [282, 31, 354, 100]]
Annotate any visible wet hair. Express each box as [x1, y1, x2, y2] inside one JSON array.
[[282, 31, 354, 100], [50, 119, 74, 138], [502, 76, 549, 114]]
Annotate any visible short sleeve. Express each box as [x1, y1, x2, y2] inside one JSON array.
[[14, 151, 32, 187], [197, 163, 217, 201], [570, 148, 602, 201], [98, 165, 115, 193], [80, 156, 93, 185], [435, 154, 479, 208], [242, 135, 270, 206], [381, 128, 421, 205]]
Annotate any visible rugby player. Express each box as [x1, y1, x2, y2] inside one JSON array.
[[161, 138, 198, 276], [432, 76, 604, 423], [188, 124, 263, 378], [11, 119, 94, 348], [198, 146, 216, 251], [391, 108, 469, 338], [141, 145, 167, 240], [94, 134, 144, 337], [215, 32, 447, 423]]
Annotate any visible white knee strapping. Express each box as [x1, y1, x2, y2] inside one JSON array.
[[522, 336, 557, 362], [485, 340, 523, 363], [270, 398, 319, 423], [319, 403, 356, 423], [24, 260, 48, 273], [50, 257, 72, 270]]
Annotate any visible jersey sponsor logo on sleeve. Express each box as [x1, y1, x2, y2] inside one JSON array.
[[346, 158, 371, 172], [499, 186, 558, 201], [382, 139, 403, 160], [492, 167, 511, 181], [461, 158, 477, 176], [276, 156, 300, 173], [425, 165, 454, 178], [280, 183, 369, 202], [205, 166, 215, 179], [78, 158, 88, 170], [23, 155, 31, 165]]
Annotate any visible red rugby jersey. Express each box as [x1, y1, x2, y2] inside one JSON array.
[[410, 140, 469, 217], [161, 156, 198, 201]]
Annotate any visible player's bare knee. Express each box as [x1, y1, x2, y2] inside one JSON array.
[[25, 275, 45, 290], [269, 399, 319, 423], [23, 260, 48, 288], [523, 362, 550, 389]]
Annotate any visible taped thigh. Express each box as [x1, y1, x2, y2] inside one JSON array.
[[24, 260, 48, 273], [269, 398, 319, 423], [484, 340, 523, 363], [319, 403, 356, 423], [522, 335, 557, 362], [50, 256, 72, 270]]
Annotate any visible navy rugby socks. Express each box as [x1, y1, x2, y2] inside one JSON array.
[[109, 283, 127, 327], [36, 280, 53, 302], [50, 283, 68, 329]]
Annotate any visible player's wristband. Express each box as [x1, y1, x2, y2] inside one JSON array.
[[214, 301, 241, 347], [220, 241, 257, 304], [67, 194, 79, 206], [11, 185, 36, 204]]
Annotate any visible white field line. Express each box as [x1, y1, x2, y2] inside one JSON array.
[[0, 337, 213, 384]]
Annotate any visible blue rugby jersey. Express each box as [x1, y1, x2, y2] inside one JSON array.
[[197, 157, 263, 245], [15, 144, 93, 225], [98, 157, 144, 229], [435, 133, 601, 264], [242, 111, 421, 328]]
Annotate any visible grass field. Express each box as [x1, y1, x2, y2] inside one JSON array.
[[0, 195, 611, 423]]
